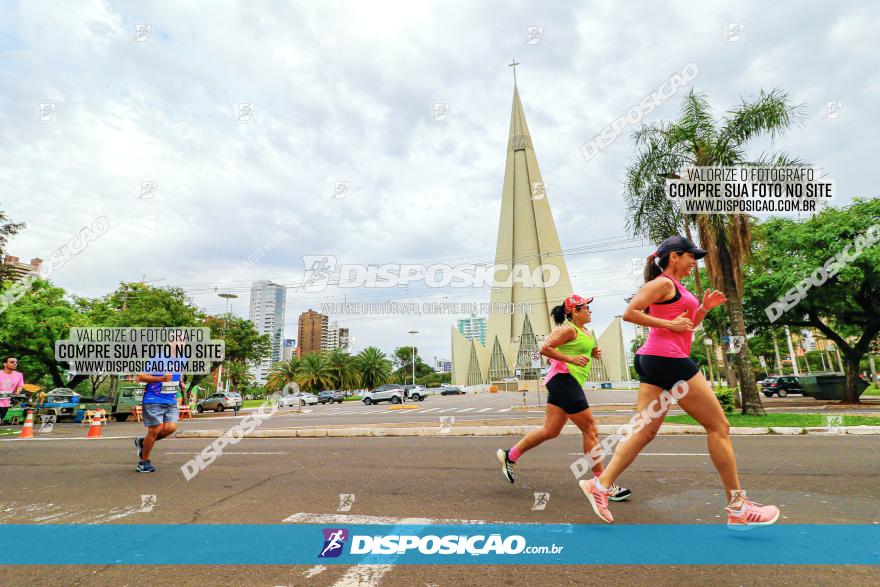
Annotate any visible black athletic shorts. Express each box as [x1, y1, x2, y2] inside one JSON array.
[[634, 354, 700, 391], [545, 373, 590, 414]]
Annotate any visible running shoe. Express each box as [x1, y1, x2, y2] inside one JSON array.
[[607, 482, 632, 502], [726, 498, 780, 531], [579, 478, 613, 523], [135, 436, 144, 461], [496, 449, 516, 483], [136, 460, 156, 473]]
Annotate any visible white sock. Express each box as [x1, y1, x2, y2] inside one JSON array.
[[594, 478, 609, 493]]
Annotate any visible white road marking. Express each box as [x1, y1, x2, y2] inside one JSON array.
[[165, 451, 288, 455], [418, 408, 442, 413], [476, 408, 493, 413], [566, 452, 709, 456], [498, 407, 513, 412], [0, 502, 141, 524], [283, 512, 488, 525], [455, 408, 475, 413], [0, 435, 140, 442], [303, 565, 327, 579]]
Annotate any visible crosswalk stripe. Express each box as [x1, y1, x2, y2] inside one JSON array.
[[476, 408, 493, 413], [419, 407, 443, 412], [498, 407, 513, 412], [456, 408, 475, 413]]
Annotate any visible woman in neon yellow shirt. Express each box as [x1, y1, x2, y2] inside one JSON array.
[[496, 295, 631, 502]]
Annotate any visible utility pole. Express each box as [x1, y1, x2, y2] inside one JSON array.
[[408, 330, 419, 386], [216, 293, 238, 394]]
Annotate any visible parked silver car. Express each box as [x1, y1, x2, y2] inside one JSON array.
[[362, 384, 404, 405], [196, 392, 242, 413]]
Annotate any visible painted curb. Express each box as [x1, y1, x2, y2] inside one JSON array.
[[846, 426, 880, 435], [770, 427, 805, 435], [729, 427, 771, 435]]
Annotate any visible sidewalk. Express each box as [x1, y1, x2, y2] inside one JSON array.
[[175, 420, 880, 439]]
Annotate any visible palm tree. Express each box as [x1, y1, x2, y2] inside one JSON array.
[[355, 346, 392, 390], [325, 348, 361, 391], [266, 356, 300, 392], [297, 352, 335, 392], [624, 88, 804, 415], [223, 360, 254, 394]]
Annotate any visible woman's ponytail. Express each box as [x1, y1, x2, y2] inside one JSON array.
[[550, 304, 567, 325], [643, 251, 668, 283]]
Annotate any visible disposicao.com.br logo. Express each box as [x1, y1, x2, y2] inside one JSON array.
[[319, 528, 349, 558], [318, 528, 562, 557]]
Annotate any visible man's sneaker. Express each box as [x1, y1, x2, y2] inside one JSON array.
[[579, 478, 613, 523], [495, 449, 516, 484], [726, 498, 780, 531], [136, 460, 156, 473], [607, 482, 632, 502], [135, 437, 144, 461]]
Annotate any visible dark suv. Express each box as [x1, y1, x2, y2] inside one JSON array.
[[760, 376, 805, 398], [317, 390, 344, 404]]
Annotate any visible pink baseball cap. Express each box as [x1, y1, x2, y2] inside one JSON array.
[[563, 294, 593, 313]]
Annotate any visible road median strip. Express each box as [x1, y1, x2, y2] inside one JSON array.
[[174, 424, 880, 439]]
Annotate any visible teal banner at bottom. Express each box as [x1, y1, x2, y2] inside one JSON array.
[[1, 524, 877, 565]]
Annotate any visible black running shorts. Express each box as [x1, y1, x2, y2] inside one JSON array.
[[634, 354, 700, 391], [545, 372, 590, 414]]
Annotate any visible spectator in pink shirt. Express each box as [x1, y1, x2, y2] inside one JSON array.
[[0, 356, 25, 422]]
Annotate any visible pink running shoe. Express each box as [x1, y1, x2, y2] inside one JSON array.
[[726, 498, 780, 531], [579, 479, 614, 523]]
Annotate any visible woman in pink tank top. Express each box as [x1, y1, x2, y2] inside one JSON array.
[[579, 236, 781, 531]]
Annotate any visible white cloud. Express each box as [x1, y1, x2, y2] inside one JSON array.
[[1, 0, 875, 361]]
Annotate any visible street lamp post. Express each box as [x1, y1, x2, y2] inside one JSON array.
[[217, 293, 238, 394], [408, 330, 419, 386]]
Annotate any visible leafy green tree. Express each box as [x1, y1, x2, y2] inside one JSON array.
[[82, 283, 204, 394], [204, 313, 271, 365], [0, 208, 26, 282], [325, 348, 361, 391], [356, 346, 392, 390], [392, 346, 432, 383], [416, 371, 451, 387], [202, 313, 271, 392], [0, 280, 88, 387], [623, 88, 804, 415], [297, 352, 334, 392], [222, 360, 255, 394], [742, 198, 880, 403], [88, 283, 202, 327]]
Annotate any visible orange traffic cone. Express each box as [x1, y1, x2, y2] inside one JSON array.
[[86, 411, 103, 438], [19, 410, 35, 439]]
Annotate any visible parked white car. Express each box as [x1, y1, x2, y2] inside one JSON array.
[[362, 385, 404, 405], [402, 384, 427, 401], [277, 391, 318, 407]]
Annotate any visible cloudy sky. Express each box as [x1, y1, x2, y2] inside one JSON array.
[[2, 0, 877, 363]]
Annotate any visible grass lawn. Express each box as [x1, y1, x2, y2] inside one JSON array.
[[665, 413, 880, 427], [863, 384, 880, 397]]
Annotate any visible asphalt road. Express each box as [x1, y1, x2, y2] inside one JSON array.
[[1, 433, 877, 586]]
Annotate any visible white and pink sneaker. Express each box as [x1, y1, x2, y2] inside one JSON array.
[[579, 479, 614, 523], [726, 498, 780, 531]]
